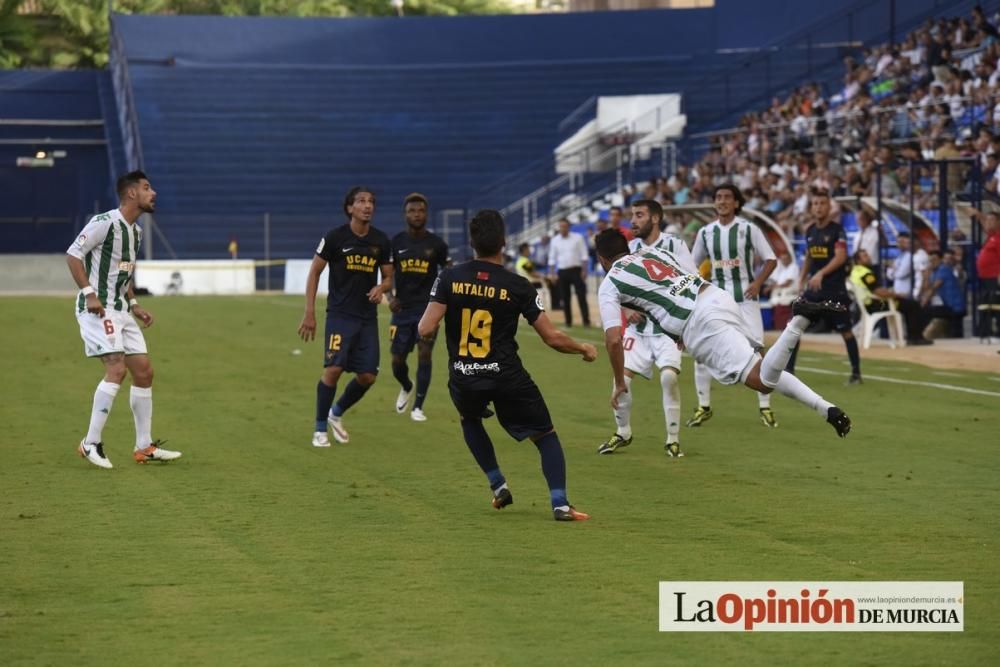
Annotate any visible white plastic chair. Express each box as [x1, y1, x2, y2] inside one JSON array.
[[846, 279, 904, 349]]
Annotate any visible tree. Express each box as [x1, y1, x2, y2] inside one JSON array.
[[0, 0, 35, 68]]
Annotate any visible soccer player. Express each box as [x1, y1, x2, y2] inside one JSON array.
[[688, 184, 779, 429], [298, 187, 393, 447], [598, 199, 696, 458], [67, 170, 182, 469], [594, 229, 851, 440], [787, 188, 862, 384], [388, 193, 449, 422], [418, 209, 597, 522]]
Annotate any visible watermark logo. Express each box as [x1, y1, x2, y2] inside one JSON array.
[[659, 582, 962, 632]]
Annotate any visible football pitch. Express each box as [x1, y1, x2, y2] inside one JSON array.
[[2, 295, 998, 665]]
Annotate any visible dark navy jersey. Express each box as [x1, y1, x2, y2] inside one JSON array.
[[391, 230, 449, 313], [316, 224, 392, 319], [805, 221, 849, 294], [430, 260, 543, 389]]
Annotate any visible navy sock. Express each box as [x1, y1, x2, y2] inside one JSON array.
[[845, 336, 861, 375], [315, 380, 337, 432], [392, 359, 412, 393], [332, 379, 371, 417], [785, 341, 799, 374], [414, 362, 432, 409], [533, 431, 568, 508], [460, 418, 505, 490]]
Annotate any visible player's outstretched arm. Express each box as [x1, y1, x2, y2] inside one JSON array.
[[603, 325, 628, 408], [298, 255, 327, 341], [418, 301, 447, 339], [530, 313, 597, 361]]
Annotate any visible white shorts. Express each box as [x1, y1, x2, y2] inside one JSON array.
[[683, 285, 759, 385], [623, 330, 682, 379], [77, 309, 148, 358], [738, 300, 765, 347]]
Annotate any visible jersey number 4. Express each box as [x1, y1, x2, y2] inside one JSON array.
[[459, 308, 492, 358], [641, 258, 678, 281]]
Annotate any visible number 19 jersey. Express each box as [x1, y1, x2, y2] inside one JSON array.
[[430, 260, 543, 390]]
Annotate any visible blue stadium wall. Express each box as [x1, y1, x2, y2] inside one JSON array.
[[2, 0, 950, 257]]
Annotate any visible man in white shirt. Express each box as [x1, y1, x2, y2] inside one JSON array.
[[548, 218, 591, 327], [890, 232, 929, 299]]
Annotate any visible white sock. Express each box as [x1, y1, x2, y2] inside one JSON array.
[[774, 372, 832, 417], [130, 386, 153, 450], [660, 370, 681, 444], [760, 315, 810, 387], [758, 391, 771, 409], [613, 376, 633, 438], [694, 362, 712, 408], [85, 381, 120, 444]]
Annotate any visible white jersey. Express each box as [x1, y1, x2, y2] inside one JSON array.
[[691, 216, 775, 303], [66, 208, 142, 314], [627, 233, 696, 336], [599, 246, 708, 342]]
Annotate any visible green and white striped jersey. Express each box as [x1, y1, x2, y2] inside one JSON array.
[[598, 246, 707, 342], [627, 233, 696, 336], [67, 208, 142, 314], [691, 216, 775, 302]]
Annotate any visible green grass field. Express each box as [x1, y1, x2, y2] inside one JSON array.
[[2, 295, 999, 665]]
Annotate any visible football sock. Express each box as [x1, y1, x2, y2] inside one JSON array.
[[129, 386, 153, 450], [761, 317, 809, 387], [660, 370, 681, 444], [533, 432, 568, 509], [460, 418, 503, 488], [414, 361, 432, 410], [785, 341, 800, 374], [315, 380, 337, 432], [332, 379, 370, 417], [758, 392, 771, 409], [391, 359, 413, 393], [612, 375, 633, 438], [85, 380, 119, 444], [694, 362, 712, 408], [845, 336, 861, 375], [773, 372, 833, 416]]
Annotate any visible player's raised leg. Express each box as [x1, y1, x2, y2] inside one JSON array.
[[750, 298, 852, 437]]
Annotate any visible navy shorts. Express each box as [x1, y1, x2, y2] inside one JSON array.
[[804, 290, 853, 333], [390, 310, 435, 356], [448, 373, 553, 441], [323, 314, 380, 373]]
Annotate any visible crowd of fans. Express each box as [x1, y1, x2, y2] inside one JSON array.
[[517, 6, 1000, 341], [613, 6, 1000, 245]]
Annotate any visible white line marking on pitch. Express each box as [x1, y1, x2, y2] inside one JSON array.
[[798, 366, 1000, 398]]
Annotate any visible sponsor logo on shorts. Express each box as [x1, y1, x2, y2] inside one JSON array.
[[453, 361, 500, 375]]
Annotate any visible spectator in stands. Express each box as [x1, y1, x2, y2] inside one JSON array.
[[853, 208, 882, 280], [920, 250, 966, 338], [974, 211, 1000, 339], [549, 219, 591, 327], [850, 249, 932, 344], [763, 250, 800, 330]]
